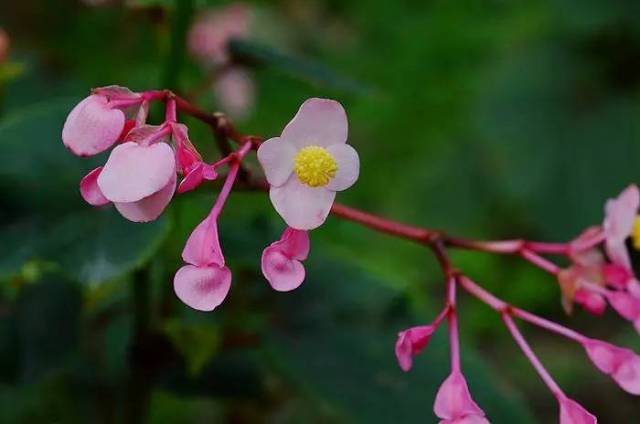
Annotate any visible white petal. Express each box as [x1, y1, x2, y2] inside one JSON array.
[[269, 176, 335, 230], [257, 137, 296, 187], [281, 98, 348, 148], [326, 143, 359, 191]]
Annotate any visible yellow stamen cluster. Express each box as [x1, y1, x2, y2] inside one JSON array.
[[632, 216, 640, 250], [293, 145, 338, 188]]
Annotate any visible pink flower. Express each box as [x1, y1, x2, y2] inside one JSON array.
[[0, 28, 10, 64], [79, 125, 177, 222], [187, 3, 250, 67], [395, 325, 436, 372], [214, 67, 255, 121], [434, 371, 488, 424], [171, 123, 216, 194], [606, 291, 640, 332], [557, 396, 597, 424], [174, 215, 232, 311], [603, 184, 639, 270], [583, 339, 640, 395], [261, 227, 310, 292], [62, 86, 142, 156], [257, 98, 360, 230]]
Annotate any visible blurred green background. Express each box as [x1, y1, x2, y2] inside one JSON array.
[[1, 0, 640, 422]]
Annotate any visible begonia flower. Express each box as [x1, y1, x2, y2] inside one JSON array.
[[174, 215, 231, 311], [257, 98, 359, 230], [261, 227, 309, 292], [395, 325, 438, 372], [583, 339, 640, 395], [434, 371, 489, 424], [78, 125, 177, 222], [557, 396, 597, 424], [62, 86, 143, 156]]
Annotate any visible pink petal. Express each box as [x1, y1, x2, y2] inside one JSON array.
[[97, 141, 176, 203], [574, 289, 606, 315], [261, 245, 305, 292], [434, 371, 485, 421], [440, 416, 490, 424], [603, 264, 633, 289], [62, 95, 125, 156], [604, 184, 639, 269], [281, 98, 348, 149], [173, 264, 231, 312], [123, 124, 168, 146], [607, 291, 640, 321], [79, 167, 110, 206], [92, 85, 140, 100], [177, 163, 205, 194], [276, 227, 310, 260], [114, 172, 176, 222], [171, 123, 202, 172], [613, 352, 640, 395], [182, 215, 225, 267], [326, 143, 360, 192], [395, 325, 435, 372], [558, 397, 597, 424], [257, 137, 296, 187], [269, 177, 336, 230]]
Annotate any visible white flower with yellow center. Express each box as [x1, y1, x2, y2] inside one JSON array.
[[257, 98, 360, 230]]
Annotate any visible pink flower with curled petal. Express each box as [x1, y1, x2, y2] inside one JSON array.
[[434, 371, 488, 424], [174, 215, 232, 311], [77, 125, 177, 222], [62, 86, 142, 156], [395, 325, 436, 372], [557, 396, 597, 424], [583, 339, 640, 395], [261, 227, 309, 292], [257, 98, 360, 230]]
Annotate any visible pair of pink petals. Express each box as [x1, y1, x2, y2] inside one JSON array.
[[261, 228, 309, 292], [79, 127, 177, 222], [434, 371, 488, 424], [583, 339, 640, 395], [395, 325, 436, 372], [174, 215, 231, 312]]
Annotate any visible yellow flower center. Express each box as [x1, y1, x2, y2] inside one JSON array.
[[293, 145, 338, 187], [632, 216, 640, 250]]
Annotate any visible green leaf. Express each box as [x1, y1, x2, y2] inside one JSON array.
[[228, 39, 372, 95], [0, 99, 170, 284], [163, 318, 221, 376]]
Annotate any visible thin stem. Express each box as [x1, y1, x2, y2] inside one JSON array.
[[447, 276, 461, 372], [502, 313, 563, 397], [209, 143, 252, 219], [520, 249, 560, 275], [165, 98, 177, 123], [458, 275, 507, 311]]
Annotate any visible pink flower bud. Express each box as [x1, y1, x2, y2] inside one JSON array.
[[434, 371, 488, 423], [182, 215, 225, 267], [583, 339, 640, 395], [261, 227, 309, 292], [395, 325, 435, 372], [557, 396, 597, 424], [573, 289, 606, 316]]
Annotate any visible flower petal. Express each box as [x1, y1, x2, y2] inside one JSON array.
[[326, 143, 359, 191], [281, 98, 348, 148], [558, 396, 597, 424], [182, 215, 225, 267], [97, 141, 175, 203], [261, 246, 305, 292], [79, 167, 110, 206], [277, 227, 310, 260], [434, 372, 485, 421], [177, 163, 205, 194], [257, 137, 296, 187], [173, 264, 232, 312], [62, 95, 125, 156], [114, 172, 176, 222], [269, 176, 336, 230], [604, 184, 639, 269], [395, 325, 434, 372]]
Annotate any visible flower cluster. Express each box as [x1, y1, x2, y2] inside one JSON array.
[[63, 83, 639, 423], [62, 88, 359, 310]]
